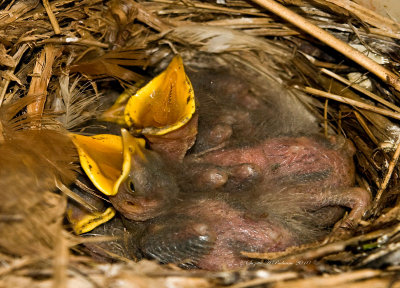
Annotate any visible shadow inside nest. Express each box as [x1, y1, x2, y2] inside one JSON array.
[[2, 0, 400, 287]]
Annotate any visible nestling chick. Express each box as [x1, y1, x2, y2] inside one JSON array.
[[186, 67, 318, 154], [75, 62, 370, 270], [109, 134, 180, 221], [104, 131, 370, 270]]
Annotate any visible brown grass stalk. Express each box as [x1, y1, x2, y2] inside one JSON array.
[[251, 0, 400, 91], [42, 0, 61, 35], [301, 86, 400, 120], [373, 138, 400, 210], [321, 68, 400, 113], [26, 45, 62, 117]]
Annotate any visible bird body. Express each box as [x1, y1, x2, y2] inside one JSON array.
[[105, 131, 369, 270], [74, 60, 370, 270]]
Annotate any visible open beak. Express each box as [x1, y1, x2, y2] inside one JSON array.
[[68, 130, 145, 233], [70, 129, 146, 196], [100, 87, 136, 125], [113, 128, 147, 194], [102, 55, 196, 135]]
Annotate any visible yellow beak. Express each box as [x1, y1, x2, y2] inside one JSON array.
[[99, 87, 136, 126], [67, 205, 116, 235], [102, 55, 196, 135], [114, 129, 147, 194], [70, 130, 146, 196]]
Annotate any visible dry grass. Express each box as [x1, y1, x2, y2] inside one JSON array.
[[1, 0, 400, 287]]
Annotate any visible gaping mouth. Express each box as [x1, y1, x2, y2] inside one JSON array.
[[102, 55, 196, 136]]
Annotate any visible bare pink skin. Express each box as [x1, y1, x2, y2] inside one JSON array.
[[137, 196, 300, 270], [191, 136, 356, 188], [80, 69, 370, 270], [186, 200, 296, 271], [107, 135, 370, 271], [104, 71, 370, 270], [158, 135, 369, 270]]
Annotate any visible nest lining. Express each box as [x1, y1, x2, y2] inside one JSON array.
[[1, 0, 400, 287]]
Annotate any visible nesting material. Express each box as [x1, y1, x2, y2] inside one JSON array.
[[1, 0, 400, 287]]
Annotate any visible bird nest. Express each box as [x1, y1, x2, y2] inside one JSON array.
[[1, 0, 400, 287]]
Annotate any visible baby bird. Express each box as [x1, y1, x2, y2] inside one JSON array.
[[186, 67, 318, 154], [103, 130, 370, 270], [109, 132, 180, 221], [76, 63, 370, 270]]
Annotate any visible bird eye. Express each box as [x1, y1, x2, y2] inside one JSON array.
[[126, 179, 135, 192]]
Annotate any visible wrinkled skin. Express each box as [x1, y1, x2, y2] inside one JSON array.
[[139, 198, 297, 270], [187, 135, 356, 193], [85, 68, 371, 270], [103, 134, 370, 270]]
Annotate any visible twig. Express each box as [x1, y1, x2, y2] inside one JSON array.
[[373, 137, 400, 210], [0, 214, 23, 221], [40, 37, 109, 48], [360, 241, 400, 266], [369, 27, 400, 40], [273, 269, 382, 288], [0, 44, 29, 107], [299, 86, 400, 121], [325, 0, 400, 33], [321, 68, 400, 113], [243, 240, 350, 262], [227, 272, 298, 288], [5, 0, 16, 10], [26, 45, 62, 117], [304, 56, 349, 70], [42, 0, 61, 34], [243, 223, 400, 271], [250, 0, 400, 91], [0, 257, 36, 276], [324, 99, 328, 137], [56, 180, 99, 213], [154, 0, 267, 17], [52, 223, 68, 288], [353, 111, 379, 146]]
